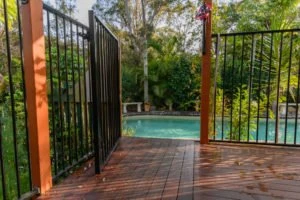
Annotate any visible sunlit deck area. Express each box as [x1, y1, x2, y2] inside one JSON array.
[[39, 137, 300, 200]]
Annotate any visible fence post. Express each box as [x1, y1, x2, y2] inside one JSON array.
[[200, 0, 213, 144], [89, 10, 102, 174], [21, 0, 52, 194]]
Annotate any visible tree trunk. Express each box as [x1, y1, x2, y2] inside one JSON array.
[[143, 38, 149, 103], [168, 103, 173, 111], [141, 0, 149, 103]]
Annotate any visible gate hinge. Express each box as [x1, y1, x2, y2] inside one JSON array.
[[78, 31, 90, 41]]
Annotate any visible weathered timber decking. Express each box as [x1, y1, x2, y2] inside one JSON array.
[[40, 137, 300, 200]]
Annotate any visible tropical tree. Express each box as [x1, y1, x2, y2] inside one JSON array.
[[93, 0, 189, 106]]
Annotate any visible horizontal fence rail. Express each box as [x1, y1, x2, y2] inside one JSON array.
[[89, 11, 121, 173], [43, 4, 94, 181], [0, 0, 35, 199], [211, 29, 300, 146]]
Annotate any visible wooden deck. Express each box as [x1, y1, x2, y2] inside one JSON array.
[[40, 137, 300, 200]]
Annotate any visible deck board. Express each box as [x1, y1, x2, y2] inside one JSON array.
[[40, 137, 300, 200]]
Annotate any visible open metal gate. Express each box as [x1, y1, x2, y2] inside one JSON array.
[[89, 11, 121, 173]]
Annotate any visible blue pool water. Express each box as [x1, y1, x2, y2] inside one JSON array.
[[125, 117, 200, 139], [124, 116, 300, 144]]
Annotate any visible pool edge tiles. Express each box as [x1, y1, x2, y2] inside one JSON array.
[[124, 115, 199, 121]]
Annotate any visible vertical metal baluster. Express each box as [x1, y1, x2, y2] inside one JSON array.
[[87, 40, 93, 152], [256, 33, 264, 143], [55, 15, 65, 170], [107, 36, 112, 152], [101, 24, 105, 163], [16, 0, 32, 189], [247, 34, 255, 142], [106, 30, 109, 158], [112, 38, 115, 146], [110, 37, 114, 149], [294, 41, 300, 145], [106, 31, 110, 157], [76, 25, 83, 157], [46, 11, 58, 175], [221, 36, 227, 140], [115, 39, 119, 143], [82, 28, 89, 154], [63, 18, 72, 165], [230, 36, 236, 141], [97, 24, 105, 163], [3, 0, 21, 196], [70, 23, 78, 161], [116, 39, 119, 140], [112, 37, 115, 150], [104, 29, 109, 157], [98, 24, 104, 163], [213, 42, 216, 140], [117, 39, 121, 140], [213, 37, 219, 140], [96, 24, 101, 162], [89, 12, 101, 173], [104, 28, 108, 159], [118, 38, 121, 139], [266, 33, 273, 143], [112, 39, 116, 145], [103, 28, 108, 159], [107, 31, 110, 157], [275, 32, 284, 144], [112, 39, 116, 144], [284, 32, 293, 144], [110, 37, 114, 146], [0, 120, 7, 199], [239, 35, 245, 142]]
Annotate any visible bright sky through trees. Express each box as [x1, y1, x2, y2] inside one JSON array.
[[46, 0, 96, 25]]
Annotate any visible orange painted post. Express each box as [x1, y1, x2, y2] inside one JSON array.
[[200, 0, 212, 144], [21, 0, 52, 194]]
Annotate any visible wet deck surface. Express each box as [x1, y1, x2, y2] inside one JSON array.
[[40, 137, 300, 200]]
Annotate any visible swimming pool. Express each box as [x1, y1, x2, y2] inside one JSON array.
[[123, 116, 300, 144]]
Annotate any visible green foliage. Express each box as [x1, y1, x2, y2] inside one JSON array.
[[0, 42, 30, 200], [1, 109, 30, 199], [214, 88, 227, 116], [122, 66, 143, 102], [213, 0, 300, 32], [227, 87, 257, 141], [167, 55, 200, 110], [121, 24, 201, 111], [94, 0, 198, 105], [0, 0, 17, 29]]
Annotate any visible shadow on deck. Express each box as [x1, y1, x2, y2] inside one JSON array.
[[39, 137, 300, 200]]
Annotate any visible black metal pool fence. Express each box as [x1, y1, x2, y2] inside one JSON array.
[[211, 30, 300, 146], [0, 1, 121, 199], [0, 0, 32, 199]]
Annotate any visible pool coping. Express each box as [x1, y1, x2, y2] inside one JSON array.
[[123, 112, 300, 122], [123, 115, 199, 120], [123, 111, 200, 117]]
